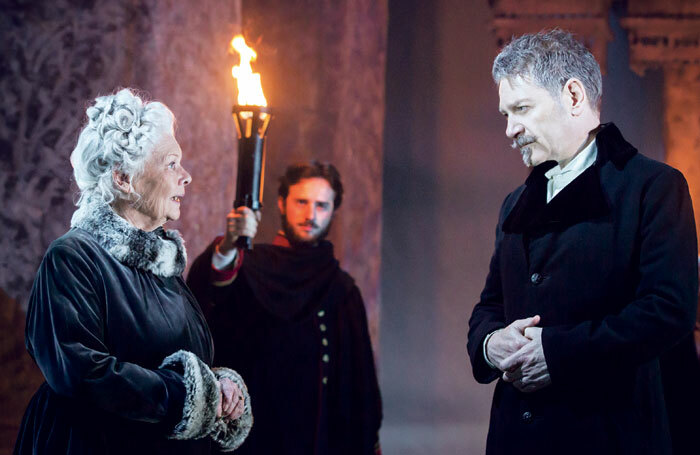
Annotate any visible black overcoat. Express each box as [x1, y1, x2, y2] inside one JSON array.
[[467, 123, 698, 455]]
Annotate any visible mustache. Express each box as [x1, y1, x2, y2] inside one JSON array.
[[299, 221, 319, 229], [511, 135, 536, 149]]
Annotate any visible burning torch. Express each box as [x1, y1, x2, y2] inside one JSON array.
[[230, 35, 271, 250]]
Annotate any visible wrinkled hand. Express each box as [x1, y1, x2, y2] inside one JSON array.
[[216, 378, 245, 420], [486, 315, 540, 369], [501, 326, 551, 393], [219, 207, 261, 255]]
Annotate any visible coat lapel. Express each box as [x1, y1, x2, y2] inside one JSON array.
[[502, 123, 637, 234]]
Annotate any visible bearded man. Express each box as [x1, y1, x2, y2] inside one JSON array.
[[188, 161, 382, 455], [467, 29, 698, 455]]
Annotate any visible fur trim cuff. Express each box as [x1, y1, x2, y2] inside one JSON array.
[[210, 367, 254, 452], [160, 350, 219, 440]]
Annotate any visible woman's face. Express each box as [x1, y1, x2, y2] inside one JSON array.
[[132, 134, 192, 228]]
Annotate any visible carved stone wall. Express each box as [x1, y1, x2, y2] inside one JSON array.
[[488, 0, 612, 71], [622, 0, 700, 75]]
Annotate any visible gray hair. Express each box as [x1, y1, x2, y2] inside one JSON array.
[[70, 88, 175, 207], [492, 29, 602, 111]]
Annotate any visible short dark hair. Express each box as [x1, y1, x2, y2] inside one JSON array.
[[278, 161, 343, 209]]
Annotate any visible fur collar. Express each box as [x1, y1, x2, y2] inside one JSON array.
[[502, 123, 637, 235], [70, 197, 187, 277]]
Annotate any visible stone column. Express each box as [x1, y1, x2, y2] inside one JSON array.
[[137, 0, 244, 271]]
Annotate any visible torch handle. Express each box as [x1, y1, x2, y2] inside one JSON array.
[[233, 195, 256, 252], [232, 105, 270, 253], [235, 235, 253, 250]]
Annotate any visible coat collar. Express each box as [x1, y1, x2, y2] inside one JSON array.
[[502, 123, 637, 234], [70, 196, 187, 276]]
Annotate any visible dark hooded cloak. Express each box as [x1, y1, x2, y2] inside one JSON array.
[[188, 238, 382, 455]]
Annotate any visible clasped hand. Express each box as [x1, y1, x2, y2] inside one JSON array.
[[217, 378, 245, 421], [485, 315, 551, 393]]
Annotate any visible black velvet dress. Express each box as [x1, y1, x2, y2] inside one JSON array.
[[14, 201, 215, 455], [188, 238, 382, 455]]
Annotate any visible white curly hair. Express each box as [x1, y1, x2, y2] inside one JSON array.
[[70, 88, 175, 207]]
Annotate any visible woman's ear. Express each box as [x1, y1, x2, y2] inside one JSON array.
[[113, 169, 132, 194]]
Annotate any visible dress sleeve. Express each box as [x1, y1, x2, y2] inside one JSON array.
[[542, 168, 699, 386], [186, 237, 245, 320], [25, 241, 217, 436]]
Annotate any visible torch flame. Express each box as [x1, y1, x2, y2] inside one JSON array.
[[230, 35, 267, 107]]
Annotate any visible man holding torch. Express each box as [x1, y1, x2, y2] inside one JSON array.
[[187, 161, 382, 455]]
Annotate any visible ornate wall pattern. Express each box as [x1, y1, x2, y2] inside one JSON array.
[[0, 0, 243, 307], [0, 0, 153, 306]]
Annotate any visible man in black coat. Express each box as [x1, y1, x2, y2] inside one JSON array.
[[187, 162, 382, 455], [467, 29, 698, 455]]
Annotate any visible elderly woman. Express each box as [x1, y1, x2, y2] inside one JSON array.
[[14, 88, 252, 454]]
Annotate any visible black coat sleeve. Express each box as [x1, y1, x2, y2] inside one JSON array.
[[25, 241, 186, 426], [542, 168, 699, 385], [467, 194, 515, 383], [186, 239, 219, 319]]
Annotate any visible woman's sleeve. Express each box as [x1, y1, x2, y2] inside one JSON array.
[[26, 241, 219, 438]]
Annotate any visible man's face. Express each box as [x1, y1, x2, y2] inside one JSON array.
[[278, 177, 335, 245], [498, 76, 572, 167]]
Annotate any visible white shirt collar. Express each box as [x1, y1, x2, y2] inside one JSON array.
[[545, 138, 598, 180], [544, 137, 598, 203]]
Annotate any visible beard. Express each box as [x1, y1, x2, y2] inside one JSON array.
[[280, 213, 333, 247], [512, 135, 537, 167]]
